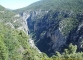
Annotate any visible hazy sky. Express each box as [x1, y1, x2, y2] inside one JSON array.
[[0, 0, 40, 10]]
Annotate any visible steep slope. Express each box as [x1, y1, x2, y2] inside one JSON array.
[[14, 0, 83, 56], [0, 5, 47, 60], [0, 5, 28, 33]]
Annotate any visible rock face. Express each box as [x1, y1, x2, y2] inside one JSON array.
[[14, 0, 83, 56], [10, 0, 83, 58], [20, 9, 82, 56], [19, 8, 83, 56]]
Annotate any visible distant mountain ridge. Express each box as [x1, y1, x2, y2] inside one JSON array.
[[14, 0, 83, 14]]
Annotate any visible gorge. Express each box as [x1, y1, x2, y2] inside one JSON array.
[[15, 0, 83, 56], [1, 0, 83, 60]]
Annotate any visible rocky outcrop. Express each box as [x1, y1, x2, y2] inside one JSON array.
[[21, 10, 71, 55], [66, 22, 83, 51], [19, 8, 83, 56]]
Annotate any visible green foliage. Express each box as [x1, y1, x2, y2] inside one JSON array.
[[51, 43, 83, 60], [0, 23, 45, 60], [56, 51, 61, 57], [0, 5, 23, 29], [0, 5, 46, 60], [59, 18, 79, 36], [14, 0, 83, 13], [0, 5, 5, 11], [1, 0, 83, 60], [0, 40, 8, 60], [68, 43, 77, 54]]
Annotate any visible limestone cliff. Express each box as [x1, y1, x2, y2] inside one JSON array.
[[14, 0, 83, 56]]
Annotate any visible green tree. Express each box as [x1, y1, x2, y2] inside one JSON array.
[[68, 43, 77, 54], [0, 40, 8, 60]]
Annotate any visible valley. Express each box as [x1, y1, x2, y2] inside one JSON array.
[[1, 0, 83, 60]]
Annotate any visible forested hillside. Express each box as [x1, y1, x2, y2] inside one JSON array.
[[0, 5, 44, 60], [1, 0, 83, 60], [14, 0, 83, 13]]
